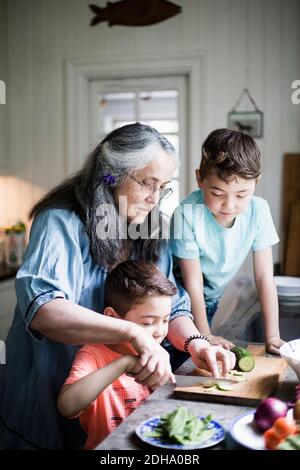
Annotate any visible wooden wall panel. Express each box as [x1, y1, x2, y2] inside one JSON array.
[[283, 154, 300, 275], [283, 154, 300, 229], [285, 200, 300, 276]]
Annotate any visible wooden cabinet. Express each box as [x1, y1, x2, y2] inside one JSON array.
[[0, 278, 16, 340]]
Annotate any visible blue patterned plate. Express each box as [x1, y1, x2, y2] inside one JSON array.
[[136, 415, 225, 450]]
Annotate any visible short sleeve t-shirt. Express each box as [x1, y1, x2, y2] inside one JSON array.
[[0, 207, 192, 450], [64, 344, 151, 449], [170, 190, 279, 303]]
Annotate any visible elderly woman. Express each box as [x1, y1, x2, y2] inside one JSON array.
[[0, 123, 234, 449]]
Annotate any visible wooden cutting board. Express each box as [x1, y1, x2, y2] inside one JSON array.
[[174, 356, 287, 406]]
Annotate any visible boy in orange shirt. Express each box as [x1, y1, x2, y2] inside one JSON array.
[[57, 260, 177, 449]]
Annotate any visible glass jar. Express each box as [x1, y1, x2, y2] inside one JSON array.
[[4, 221, 26, 268], [4, 232, 26, 267]]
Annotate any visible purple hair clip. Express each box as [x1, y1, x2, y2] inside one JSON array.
[[102, 174, 116, 185]]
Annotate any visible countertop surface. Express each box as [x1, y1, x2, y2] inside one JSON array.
[[95, 348, 297, 450]]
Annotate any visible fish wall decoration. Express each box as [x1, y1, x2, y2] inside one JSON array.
[[89, 0, 182, 27]]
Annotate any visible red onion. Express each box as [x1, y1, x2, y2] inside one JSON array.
[[254, 397, 288, 431], [295, 384, 300, 402]]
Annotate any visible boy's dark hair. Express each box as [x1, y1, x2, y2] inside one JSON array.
[[104, 260, 177, 316], [199, 128, 261, 182]]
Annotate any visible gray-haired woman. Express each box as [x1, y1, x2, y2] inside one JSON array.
[[0, 123, 235, 449]]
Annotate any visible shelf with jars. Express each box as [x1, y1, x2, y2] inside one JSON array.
[[0, 221, 27, 275]]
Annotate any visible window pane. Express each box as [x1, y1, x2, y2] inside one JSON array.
[[139, 90, 178, 124], [141, 119, 179, 134], [139, 90, 178, 100], [98, 92, 135, 134], [163, 134, 179, 154], [160, 179, 179, 218], [173, 166, 179, 179], [113, 120, 136, 129], [163, 134, 179, 177], [95, 87, 182, 211]]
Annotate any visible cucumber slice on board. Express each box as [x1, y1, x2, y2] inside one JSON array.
[[231, 346, 256, 372], [202, 382, 217, 389], [216, 383, 236, 391], [237, 355, 255, 372], [232, 375, 247, 382], [228, 370, 245, 377]]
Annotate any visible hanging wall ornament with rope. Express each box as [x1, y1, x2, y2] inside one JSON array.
[[227, 89, 264, 139]]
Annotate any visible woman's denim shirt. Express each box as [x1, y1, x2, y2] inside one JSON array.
[[0, 209, 191, 449]]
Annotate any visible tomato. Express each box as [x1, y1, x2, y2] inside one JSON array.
[[264, 428, 282, 450], [273, 417, 297, 439]]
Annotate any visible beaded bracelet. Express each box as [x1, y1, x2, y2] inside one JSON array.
[[183, 334, 209, 354]]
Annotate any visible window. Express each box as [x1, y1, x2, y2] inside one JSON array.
[[89, 77, 187, 217]]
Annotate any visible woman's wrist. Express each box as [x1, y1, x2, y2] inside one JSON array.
[[194, 322, 211, 338], [205, 333, 214, 340], [125, 321, 143, 344], [185, 337, 210, 355]]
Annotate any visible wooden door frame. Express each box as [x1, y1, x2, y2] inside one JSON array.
[[64, 51, 207, 193]]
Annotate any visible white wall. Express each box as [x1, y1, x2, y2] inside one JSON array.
[[1, 0, 300, 264], [0, 0, 8, 171]]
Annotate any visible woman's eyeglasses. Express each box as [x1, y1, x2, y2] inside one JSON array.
[[127, 174, 173, 199]]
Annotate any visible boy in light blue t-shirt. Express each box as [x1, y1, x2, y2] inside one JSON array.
[[170, 128, 285, 355]]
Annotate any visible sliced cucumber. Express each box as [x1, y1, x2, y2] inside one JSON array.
[[231, 346, 250, 358], [238, 355, 255, 372], [231, 346, 256, 372], [227, 371, 247, 381], [233, 375, 247, 382], [216, 382, 236, 392], [202, 382, 217, 389], [228, 370, 245, 377], [203, 385, 218, 391]]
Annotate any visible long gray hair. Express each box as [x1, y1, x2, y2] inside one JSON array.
[[30, 122, 176, 268]]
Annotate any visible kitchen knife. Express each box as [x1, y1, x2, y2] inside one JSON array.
[[175, 375, 239, 387]]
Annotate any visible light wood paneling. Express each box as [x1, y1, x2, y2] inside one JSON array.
[[285, 200, 300, 276]]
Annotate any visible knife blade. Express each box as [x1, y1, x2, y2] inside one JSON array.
[[175, 375, 239, 387]]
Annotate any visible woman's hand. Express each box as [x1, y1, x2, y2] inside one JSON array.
[[188, 339, 236, 377], [266, 336, 285, 355], [206, 335, 235, 350], [128, 325, 175, 390]]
